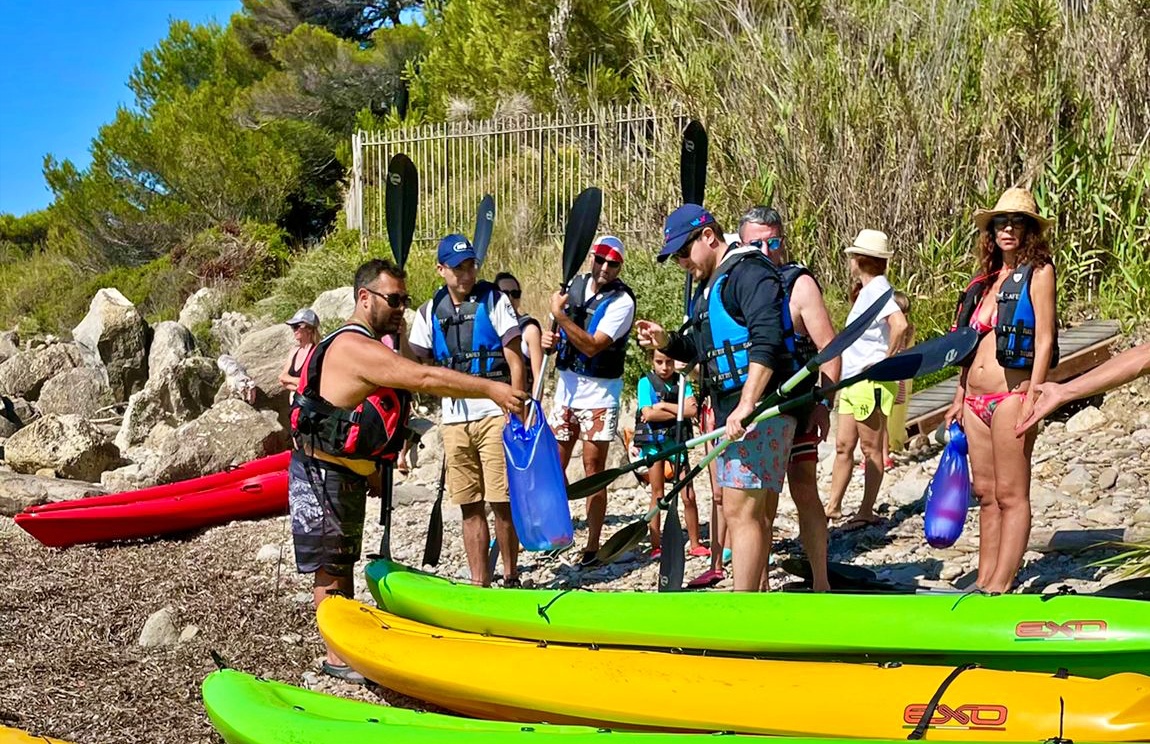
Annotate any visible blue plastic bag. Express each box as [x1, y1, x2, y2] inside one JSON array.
[[923, 423, 972, 548], [503, 401, 574, 552]]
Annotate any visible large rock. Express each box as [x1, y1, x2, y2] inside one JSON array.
[[0, 342, 87, 400], [222, 324, 296, 426], [178, 287, 225, 329], [211, 312, 254, 356], [148, 321, 194, 381], [115, 357, 222, 451], [0, 330, 19, 362], [310, 287, 354, 325], [37, 367, 115, 418], [71, 288, 149, 402], [0, 471, 106, 516], [1065, 406, 1107, 434], [4, 414, 123, 482], [152, 398, 288, 483]]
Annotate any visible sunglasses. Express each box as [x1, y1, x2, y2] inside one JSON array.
[[593, 255, 621, 269], [673, 229, 706, 260], [501, 288, 523, 299], [749, 237, 784, 252], [991, 214, 1029, 231], [363, 287, 411, 308]]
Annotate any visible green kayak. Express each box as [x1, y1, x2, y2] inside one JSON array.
[[366, 558, 1150, 678], [202, 668, 1101, 744]]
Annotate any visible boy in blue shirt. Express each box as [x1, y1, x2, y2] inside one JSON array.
[[634, 348, 710, 559]]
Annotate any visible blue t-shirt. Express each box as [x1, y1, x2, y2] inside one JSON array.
[[636, 374, 695, 458]]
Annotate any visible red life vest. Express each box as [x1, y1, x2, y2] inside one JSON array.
[[290, 324, 410, 462]]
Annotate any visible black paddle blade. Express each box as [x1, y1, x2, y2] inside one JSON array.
[[377, 464, 395, 560], [562, 187, 602, 287], [680, 120, 708, 205], [567, 441, 689, 501], [421, 494, 444, 567], [863, 327, 978, 383], [473, 194, 495, 268], [659, 493, 686, 591], [385, 153, 418, 268], [597, 519, 648, 565]]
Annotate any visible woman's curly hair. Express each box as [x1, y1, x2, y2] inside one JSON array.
[[977, 215, 1052, 282]]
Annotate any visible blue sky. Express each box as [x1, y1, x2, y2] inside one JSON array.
[[0, 0, 242, 216]]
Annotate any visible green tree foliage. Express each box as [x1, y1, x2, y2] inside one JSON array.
[[412, 0, 633, 118]]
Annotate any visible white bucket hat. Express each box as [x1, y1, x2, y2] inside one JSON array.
[[844, 229, 893, 259]]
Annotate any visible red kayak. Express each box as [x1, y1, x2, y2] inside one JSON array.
[[25, 451, 290, 514], [15, 468, 289, 549]]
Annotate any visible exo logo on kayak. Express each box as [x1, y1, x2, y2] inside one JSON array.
[[1014, 620, 1109, 640], [903, 704, 1008, 729]]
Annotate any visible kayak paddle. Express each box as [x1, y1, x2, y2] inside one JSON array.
[[379, 152, 418, 560], [568, 286, 895, 502], [473, 193, 495, 268], [595, 325, 976, 564], [525, 186, 602, 427], [660, 119, 709, 591]]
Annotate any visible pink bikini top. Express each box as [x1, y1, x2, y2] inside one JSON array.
[[970, 296, 997, 335]]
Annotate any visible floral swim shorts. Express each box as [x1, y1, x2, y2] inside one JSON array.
[[714, 414, 797, 492]]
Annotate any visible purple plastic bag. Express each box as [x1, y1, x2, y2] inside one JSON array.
[[924, 423, 972, 548]]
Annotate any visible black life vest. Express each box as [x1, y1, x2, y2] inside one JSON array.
[[633, 371, 694, 446], [778, 262, 820, 374], [554, 274, 634, 379], [426, 282, 510, 382], [953, 263, 1059, 370], [290, 324, 411, 462], [690, 246, 784, 400]]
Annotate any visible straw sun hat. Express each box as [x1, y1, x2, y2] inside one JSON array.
[[843, 229, 893, 260], [973, 187, 1053, 232]]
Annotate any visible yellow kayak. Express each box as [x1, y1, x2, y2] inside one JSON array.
[[318, 597, 1150, 741], [0, 726, 71, 743]]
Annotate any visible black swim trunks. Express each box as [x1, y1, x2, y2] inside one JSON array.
[[288, 449, 369, 576]]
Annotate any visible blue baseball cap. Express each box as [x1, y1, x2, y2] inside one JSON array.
[[436, 234, 476, 268], [658, 204, 716, 263]]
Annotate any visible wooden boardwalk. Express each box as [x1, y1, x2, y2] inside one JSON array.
[[904, 319, 1121, 438]]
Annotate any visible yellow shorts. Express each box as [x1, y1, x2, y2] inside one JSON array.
[[837, 379, 898, 422], [441, 415, 510, 506]]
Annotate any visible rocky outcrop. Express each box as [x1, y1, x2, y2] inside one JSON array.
[[147, 321, 195, 381], [178, 287, 224, 329], [211, 312, 254, 356], [152, 399, 288, 483], [0, 471, 106, 516], [71, 288, 149, 402], [115, 357, 222, 451], [37, 367, 115, 418], [310, 287, 354, 325], [4, 414, 123, 482], [222, 325, 295, 426], [0, 330, 19, 362], [0, 342, 87, 400]]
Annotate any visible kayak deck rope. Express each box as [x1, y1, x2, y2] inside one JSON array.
[[1043, 697, 1072, 744], [536, 587, 593, 624], [906, 662, 979, 740]]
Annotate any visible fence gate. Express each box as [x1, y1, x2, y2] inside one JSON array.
[[348, 105, 688, 248]]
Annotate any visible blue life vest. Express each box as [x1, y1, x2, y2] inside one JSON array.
[[691, 246, 781, 398], [554, 274, 634, 379], [428, 281, 510, 381], [953, 263, 1059, 370]]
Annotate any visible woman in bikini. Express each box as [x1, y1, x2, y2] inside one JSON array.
[[945, 187, 1058, 594], [278, 307, 320, 393]]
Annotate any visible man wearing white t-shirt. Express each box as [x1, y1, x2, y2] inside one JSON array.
[[542, 236, 636, 567], [409, 234, 525, 586]]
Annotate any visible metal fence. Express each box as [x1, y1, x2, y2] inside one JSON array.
[[348, 105, 688, 247]]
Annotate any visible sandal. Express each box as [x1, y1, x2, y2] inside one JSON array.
[[688, 545, 711, 558], [686, 568, 725, 589], [321, 661, 367, 685], [500, 575, 522, 589], [579, 550, 601, 568], [839, 515, 883, 533], [649, 548, 662, 560]]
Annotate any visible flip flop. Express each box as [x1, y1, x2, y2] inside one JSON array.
[[838, 515, 883, 533], [686, 568, 725, 589], [688, 545, 711, 558]]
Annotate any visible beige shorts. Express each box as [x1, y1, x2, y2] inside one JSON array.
[[441, 416, 509, 506], [548, 405, 619, 443]]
